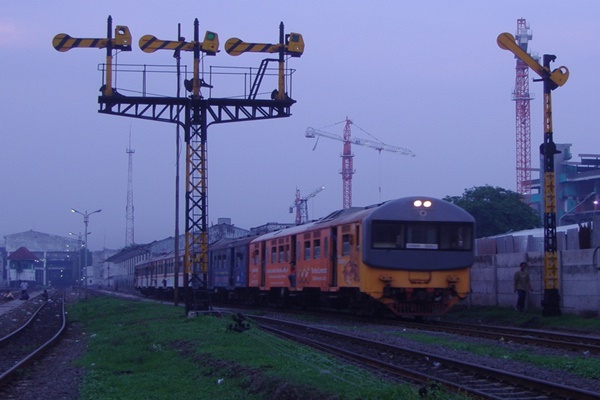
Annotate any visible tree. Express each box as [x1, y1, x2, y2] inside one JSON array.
[[444, 185, 541, 238]]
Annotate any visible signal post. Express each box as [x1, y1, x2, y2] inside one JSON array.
[[498, 32, 569, 316]]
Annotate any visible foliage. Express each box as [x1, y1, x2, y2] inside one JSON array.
[[444, 185, 541, 238], [69, 297, 444, 400]]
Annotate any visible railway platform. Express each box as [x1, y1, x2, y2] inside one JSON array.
[[0, 289, 43, 316]]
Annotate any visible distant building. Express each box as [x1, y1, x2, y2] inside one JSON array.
[[529, 144, 600, 226], [3, 230, 80, 287], [102, 218, 253, 290]]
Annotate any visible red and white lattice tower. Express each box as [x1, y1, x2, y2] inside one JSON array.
[[341, 117, 355, 209], [513, 18, 534, 198]]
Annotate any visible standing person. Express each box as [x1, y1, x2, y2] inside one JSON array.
[[19, 281, 29, 300], [514, 261, 533, 312], [288, 261, 297, 288]]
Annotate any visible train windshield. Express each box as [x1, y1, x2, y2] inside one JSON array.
[[371, 221, 473, 251]]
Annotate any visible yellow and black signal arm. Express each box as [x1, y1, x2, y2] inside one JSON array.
[[139, 31, 219, 55], [225, 32, 304, 57], [497, 32, 568, 88], [52, 25, 132, 52]]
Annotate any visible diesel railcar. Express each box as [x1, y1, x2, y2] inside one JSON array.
[[136, 196, 475, 317], [242, 196, 474, 316]]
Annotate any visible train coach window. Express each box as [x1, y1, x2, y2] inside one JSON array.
[[342, 234, 351, 255], [271, 246, 277, 264], [304, 241, 311, 260], [279, 245, 285, 262], [314, 239, 321, 259]]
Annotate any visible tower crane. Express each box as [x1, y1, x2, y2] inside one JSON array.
[[306, 117, 414, 209], [290, 186, 325, 224], [513, 18, 535, 199]]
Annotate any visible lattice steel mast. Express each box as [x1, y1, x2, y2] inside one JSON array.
[[513, 18, 534, 198], [125, 129, 135, 247]]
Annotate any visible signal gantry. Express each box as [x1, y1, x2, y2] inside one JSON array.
[[53, 15, 304, 312]]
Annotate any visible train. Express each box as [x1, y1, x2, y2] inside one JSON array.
[[135, 196, 475, 317]]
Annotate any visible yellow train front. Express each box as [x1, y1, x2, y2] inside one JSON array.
[[248, 196, 475, 317]]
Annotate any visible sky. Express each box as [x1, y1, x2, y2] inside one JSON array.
[[1, 1, 599, 251]]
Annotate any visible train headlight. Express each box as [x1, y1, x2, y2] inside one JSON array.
[[413, 199, 432, 208]]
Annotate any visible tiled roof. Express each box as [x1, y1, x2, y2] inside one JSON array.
[[7, 246, 40, 261]]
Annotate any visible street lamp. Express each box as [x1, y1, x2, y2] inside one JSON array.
[[71, 208, 101, 291], [69, 232, 84, 285]]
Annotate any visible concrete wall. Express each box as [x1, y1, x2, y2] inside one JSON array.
[[470, 249, 600, 315]]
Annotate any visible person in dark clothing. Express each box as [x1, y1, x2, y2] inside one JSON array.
[[514, 262, 533, 312]]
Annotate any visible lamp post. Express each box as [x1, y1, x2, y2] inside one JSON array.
[[71, 208, 101, 293], [69, 232, 83, 285]]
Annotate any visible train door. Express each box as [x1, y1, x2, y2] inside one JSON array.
[[260, 241, 266, 287], [290, 234, 297, 262], [228, 246, 235, 288], [330, 227, 338, 287]]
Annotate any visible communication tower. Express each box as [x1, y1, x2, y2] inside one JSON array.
[[125, 130, 135, 247], [513, 18, 534, 199]]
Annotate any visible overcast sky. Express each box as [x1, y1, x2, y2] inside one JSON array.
[[1, 1, 599, 250]]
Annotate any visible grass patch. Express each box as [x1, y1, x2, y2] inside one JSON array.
[[69, 297, 467, 400], [401, 331, 600, 380], [447, 306, 600, 332]]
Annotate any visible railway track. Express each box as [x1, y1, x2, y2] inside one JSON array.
[[217, 304, 600, 356], [405, 319, 600, 355], [0, 290, 66, 386], [249, 315, 599, 399]]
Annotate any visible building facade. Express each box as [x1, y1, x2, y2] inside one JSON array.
[[529, 144, 600, 226]]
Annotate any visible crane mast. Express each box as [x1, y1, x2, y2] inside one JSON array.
[[290, 186, 325, 224], [306, 117, 414, 209], [513, 18, 534, 199]]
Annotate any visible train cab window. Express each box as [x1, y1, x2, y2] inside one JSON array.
[[440, 224, 473, 250], [304, 241, 311, 260], [253, 250, 259, 265], [342, 234, 351, 256], [371, 221, 473, 251], [313, 239, 321, 259]]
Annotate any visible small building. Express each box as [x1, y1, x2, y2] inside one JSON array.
[[3, 230, 80, 287], [6, 246, 41, 287]]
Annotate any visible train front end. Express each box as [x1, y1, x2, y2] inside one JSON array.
[[362, 197, 475, 316]]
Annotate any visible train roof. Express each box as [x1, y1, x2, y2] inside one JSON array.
[[365, 196, 475, 223], [251, 196, 474, 243]]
